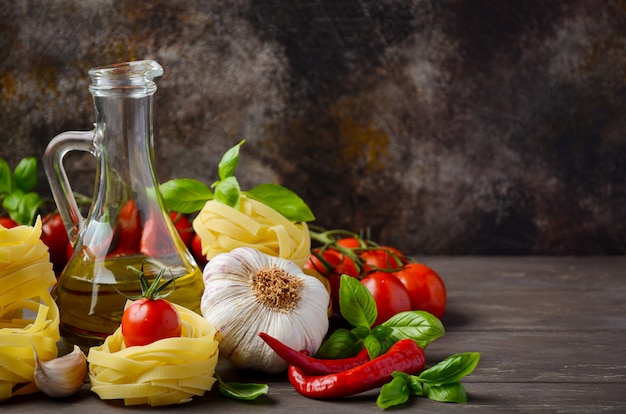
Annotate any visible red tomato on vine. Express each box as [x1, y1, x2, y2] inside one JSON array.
[[0, 217, 18, 228], [361, 271, 412, 326], [394, 262, 447, 319], [121, 266, 181, 347], [41, 213, 71, 270], [191, 233, 208, 266]]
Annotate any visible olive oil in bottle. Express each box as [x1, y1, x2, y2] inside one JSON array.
[[53, 251, 204, 350]]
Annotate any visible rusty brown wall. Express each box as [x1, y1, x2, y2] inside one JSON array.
[[1, 0, 625, 254]]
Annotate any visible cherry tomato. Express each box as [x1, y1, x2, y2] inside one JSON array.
[[170, 212, 193, 247], [361, 272, 412, 326], [304, 248, 359, 314], [110, 200, 141, 256], [66, 240, 74, 262], [0, 216, 18, 228], [336, 237, 362, 249], [360, 247, 405, 274], [41, 213, 71, 270], [140, 212, 177, 256], [393, 263, 446, 319], [122, 297, 181, 347], [303, 248, 343, 277], [191, 232, 208, 267]]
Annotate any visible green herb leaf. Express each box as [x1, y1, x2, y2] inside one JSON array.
[[13, 157, 37, 193], [351, 325, 370, 339], [214, 176, 241, 209], [160, 178, 213, 214], [391, 372, 424, 395], [382, 310, 445, 349], [216, 373, 268, 401], [2, 190, 22, 212], [371, 324, 393, 340], [377, 376, 410, 409], [422, 382, 468, 403], [363, 334, 383, 359], [15, 191, 42, 225], [315, 328, 361, 359], [418, 352, 481, 384], [339, 274, 377, 328], [0, 158, 12, 194], [246, 183, 315, 222], [218, 140, 245, 180]]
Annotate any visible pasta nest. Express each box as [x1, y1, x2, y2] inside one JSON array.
[[87, 303, 219, 406], [193, 195, 311, 268], [0, 217, 60, 401]]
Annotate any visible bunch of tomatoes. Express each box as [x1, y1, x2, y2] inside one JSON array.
[[303, 230, 447, 325]]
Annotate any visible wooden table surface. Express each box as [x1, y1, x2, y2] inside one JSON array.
[[4, 256, 626, 412]]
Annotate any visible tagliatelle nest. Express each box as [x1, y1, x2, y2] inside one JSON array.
[[87, 303, 219, 406], [192, 195, 311, 267], [0, 217, 60, 401]]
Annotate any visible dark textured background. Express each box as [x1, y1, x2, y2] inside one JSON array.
[[1, 0, 625, 255]]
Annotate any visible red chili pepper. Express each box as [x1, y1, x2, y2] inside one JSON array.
[[287, 338, 426, 399], [258, 332, 371, 375]]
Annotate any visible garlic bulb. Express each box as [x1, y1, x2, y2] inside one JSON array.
[[201, 247, 330, 374], [33, 345, 87, 398]]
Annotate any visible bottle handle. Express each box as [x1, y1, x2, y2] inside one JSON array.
[[43, 130, 96, 244]]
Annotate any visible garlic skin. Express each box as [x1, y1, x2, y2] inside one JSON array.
[[201, 247, 330, 374], [33, 345, 87, 398]]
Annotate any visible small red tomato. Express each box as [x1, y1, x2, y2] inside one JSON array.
[[41, 213, 71, 270], [393, 263, 447, 319], [170, 211, 193, 247], [121, 268, 182, 347], [191, 232, 208, 266], [121, 297, 182, 347], [66, 240, 73, 261], [361, 272, 412, 326], [0, 216, 18, 228], [304, 248, 360, 313], [140, 212, 176, 256], [336, 237, 362, 249], [360, 247, 405, 274], [303, 248, 343, 277], [112, 200, 141, 255]]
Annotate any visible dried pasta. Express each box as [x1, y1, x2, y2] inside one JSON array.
[[0, 217, 60, 401], [192, 195, 311, 267], [88, 302, 219, 406]]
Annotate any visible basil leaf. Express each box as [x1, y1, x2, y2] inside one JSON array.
[[422, 382, 468, 403], [339, 275, 377, 328], [351, 325, 370, 339], [391, 372, 424, 396], [418, 352, 481, 384], [382, 310, 445, 349], [214, 176, 241, 209], [216, 374, 268, 401], [13, 157, 37, 192], [218, 140, 245, 180], [371, 324, 393, 340], [2, 190, 22, 212], [363, 334, 382, 359], [315, 328, 361, 359], [0, 158, 12, 194], [246, 183, 315, 222], [160, 178, 213, 214], [376, 376, 410, 409], [16, 191, 42, 225]]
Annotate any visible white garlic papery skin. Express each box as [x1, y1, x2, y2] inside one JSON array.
[[33, 345, 87, 398], [201, 247, 330, 374]]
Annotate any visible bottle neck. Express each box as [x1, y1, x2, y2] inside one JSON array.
[[91, 93, 159, 215]]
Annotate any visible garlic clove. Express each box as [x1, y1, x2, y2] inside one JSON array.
[[33, 344, 88, 398]]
